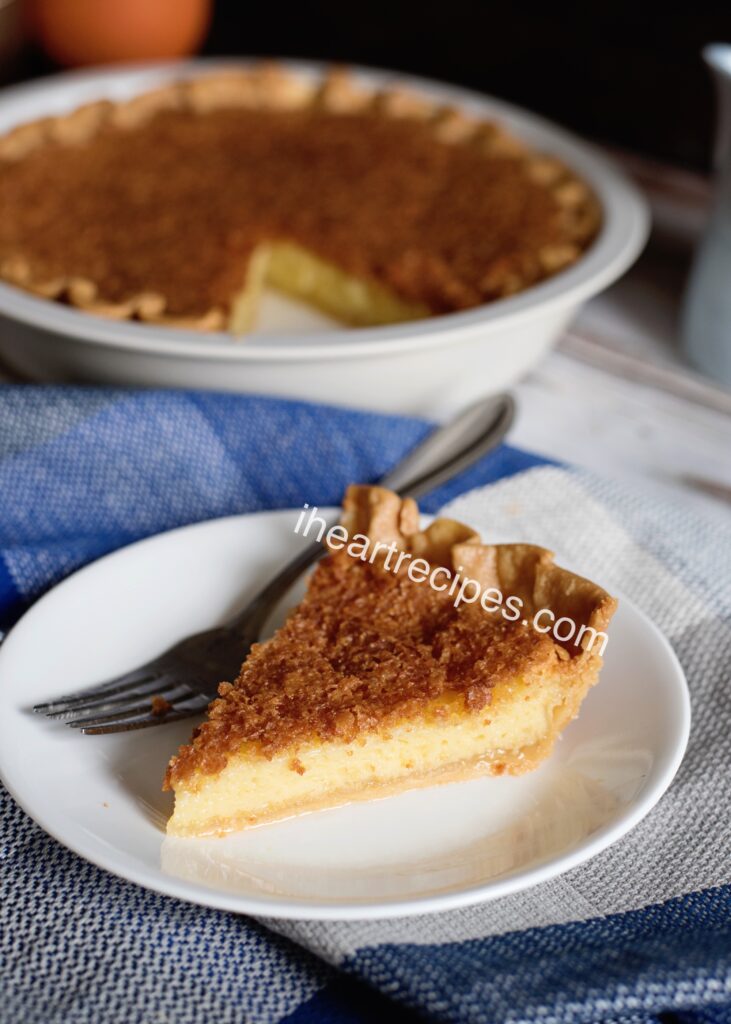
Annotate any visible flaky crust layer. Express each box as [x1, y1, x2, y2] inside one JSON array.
[[0, 64, 601, 331], [341, 484, 617, 653]]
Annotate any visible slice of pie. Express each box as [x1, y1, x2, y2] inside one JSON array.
[[0, 64, 600, 334], [164, 485, 616, 837]]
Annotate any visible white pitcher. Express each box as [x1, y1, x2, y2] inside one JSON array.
[[682, 43, 731, 386]]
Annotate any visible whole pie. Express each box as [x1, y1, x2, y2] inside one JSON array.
[[0, 64, 601, 334], [164, 485, 616, 836]]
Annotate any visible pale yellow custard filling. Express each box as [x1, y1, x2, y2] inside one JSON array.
[[168, 668, 593, 837]]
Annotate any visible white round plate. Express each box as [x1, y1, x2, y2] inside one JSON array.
[[0, 509, 689, 920]]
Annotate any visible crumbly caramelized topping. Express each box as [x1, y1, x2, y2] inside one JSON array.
[[165, 550, 557, 785], [165, 484, 616, 787], [0, 68, 601, 326]]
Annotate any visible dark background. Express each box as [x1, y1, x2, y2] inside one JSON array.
[[7, 1, 731, 172]]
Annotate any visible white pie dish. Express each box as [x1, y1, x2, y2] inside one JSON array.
[[0, 60, 649, 414], [0, 508, 690, 920]]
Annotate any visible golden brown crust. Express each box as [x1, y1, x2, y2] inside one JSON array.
[[164, 484, 616, 788], [0, 64, 601, 329], [342, 484, 617, 653]]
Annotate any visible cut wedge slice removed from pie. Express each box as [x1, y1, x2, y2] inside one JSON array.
[[164, 485, 617, 836]]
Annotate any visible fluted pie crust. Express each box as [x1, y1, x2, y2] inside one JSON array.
[[164, 485, 617, 837], [0, 64, 601, 334]]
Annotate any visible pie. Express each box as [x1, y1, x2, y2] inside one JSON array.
[[0, 64, 601, 334], [164, 484, 617, 836]]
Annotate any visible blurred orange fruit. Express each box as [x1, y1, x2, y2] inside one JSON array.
[[29, 0, 212, 67]]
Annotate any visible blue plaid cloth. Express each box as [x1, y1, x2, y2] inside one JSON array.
[[0, 385, 729, 1024]]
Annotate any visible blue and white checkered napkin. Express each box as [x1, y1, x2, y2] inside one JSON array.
[[1, 385, 730, 1024]]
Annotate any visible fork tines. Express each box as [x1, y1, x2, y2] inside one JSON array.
[[33, 669, 208, 732]]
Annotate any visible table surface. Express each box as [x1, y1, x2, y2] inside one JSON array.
[[512, 153, 731, 516]]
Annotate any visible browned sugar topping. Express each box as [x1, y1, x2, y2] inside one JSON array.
[[0, 105, 598, 317], [165, 550, 558, 785]]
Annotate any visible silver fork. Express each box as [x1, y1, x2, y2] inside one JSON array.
[[33, 393, 515, 734]]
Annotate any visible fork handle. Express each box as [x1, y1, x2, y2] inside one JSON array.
[[230, 393, 515, 636], [379, 392, 514, 500]]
